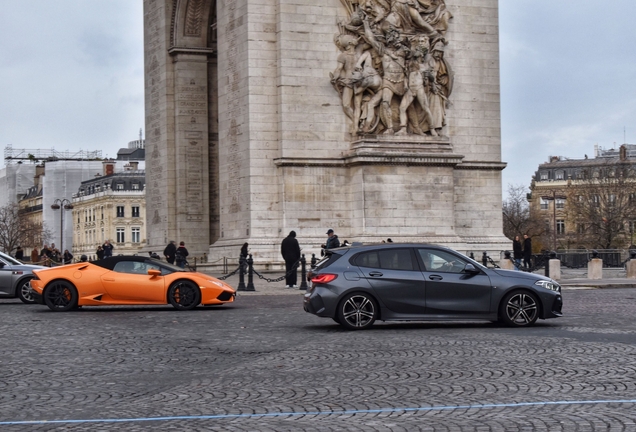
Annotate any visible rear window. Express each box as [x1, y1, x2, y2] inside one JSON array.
[[312, 251, 344, 272], [353, 248, 415, 271]]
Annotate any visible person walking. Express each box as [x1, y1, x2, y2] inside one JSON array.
[[281, 231, 301, 288], [522, 234, 532, 270], [512, 235, 523, 270], [30, 247, 39, 263], [175, 241, 189, 268], [15, 246, 24, 261], [102, 240, 114, 258], [164, 240, 177, 264]]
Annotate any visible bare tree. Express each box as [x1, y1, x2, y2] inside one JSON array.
[[564, 163, 636, 249], [502, 184, 547, 241], [0, 203, 50, 255]]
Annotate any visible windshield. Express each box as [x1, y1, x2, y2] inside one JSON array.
[[0, 251, 21, 265], [455, 251, 488, 271]]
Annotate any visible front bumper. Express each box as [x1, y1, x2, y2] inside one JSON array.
[[31, 290, 45, 305]]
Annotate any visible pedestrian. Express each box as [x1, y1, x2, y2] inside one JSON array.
[[62, 249, 73, 264], [281, 230, 301, 288], [175, 241, 189, 268], [102, 240, 114, 258], [96, 245, 105, 260], [240, 242, 249, 259], [15, 246, 24, 261], [31, 247, 39, 263], [324, 229, 340, 250], [149, 251, 161, 259], [80, 254, 88, 262], [50, 243, 61, 262], [164, 240, 177, 264], [512, 235, 523, 270], [523, 234, 532, 269]]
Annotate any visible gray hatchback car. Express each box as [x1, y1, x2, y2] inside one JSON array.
[[0, 251, 47, 304], [304, 243, 563, 330]]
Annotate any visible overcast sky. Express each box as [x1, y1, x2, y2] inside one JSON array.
[[1, 1, 636, 196]]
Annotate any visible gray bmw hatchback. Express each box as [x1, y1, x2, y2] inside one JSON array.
[[304, 243, 563, 330]]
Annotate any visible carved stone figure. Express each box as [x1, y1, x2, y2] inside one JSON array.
[[334, 0, 454, 137]]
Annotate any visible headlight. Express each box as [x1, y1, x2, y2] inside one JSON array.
[[535, 280, 561, 292], [209, 280, 226, 288]]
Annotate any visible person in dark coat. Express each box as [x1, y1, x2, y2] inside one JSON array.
[[324, 229, 340, 250], [96, 246, 104, 260], [175, 241, 189, 268], [522, 234, 532, 269], [102, 240, 114, 258], [15, 246, 24, 261], [240, 242, 249, 259], [163, 240, 177, 264], [62, 250, 73, 265], [281, 231, 301, 288], [512, 235, 522, 270]]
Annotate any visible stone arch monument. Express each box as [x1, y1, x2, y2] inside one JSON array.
[[144, 0, 509, 263]]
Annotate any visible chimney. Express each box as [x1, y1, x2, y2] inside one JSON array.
[[620, 145, 627, 161], [34, 164, 45, 187], [102, 160, 115, 176]]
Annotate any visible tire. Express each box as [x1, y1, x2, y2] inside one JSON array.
[[337, 292, 378, 330], [499, 291, 540, 327], [44, 280, 78, 312], [168, 280, 201, 310], [17, 278, 35, 304]]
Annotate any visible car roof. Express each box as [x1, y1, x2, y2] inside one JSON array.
[[91, 255, 163, 271]]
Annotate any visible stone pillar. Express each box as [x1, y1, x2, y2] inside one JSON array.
[[626, 260, 636, 279], [499, 259, 515, 270], [549, 259, 561, 281], [587, 258, 603, 280]]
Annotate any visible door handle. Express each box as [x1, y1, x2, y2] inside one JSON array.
[[368, 271, 383, 277], [429, 275, 443, 281]]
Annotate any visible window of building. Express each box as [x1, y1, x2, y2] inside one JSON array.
[[132, 227, 140, 243], [540, 198, 549, 210], [609, 194, 616, 204], [132, 183, 140, 190], [540, 172, 548, 180], [132, 206, 140, 218], [116, 206, 125, 217], [593, 195, 600, 207], [116, 183, 124, 190], [556, 219, 565, 235], [116, 227, 125, 243], [101, 206, 104, 220], [556, 198, 565, 209], [555, 171, 564, 180], [577, 223, 585, 234]]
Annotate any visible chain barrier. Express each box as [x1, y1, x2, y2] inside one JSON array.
[[216, 265, 241, 281], [252, 257, 301, 283]]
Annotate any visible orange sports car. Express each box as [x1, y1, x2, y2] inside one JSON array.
[[30, 256, 236, 312]]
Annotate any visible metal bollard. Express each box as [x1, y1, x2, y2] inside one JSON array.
[[299, 254, 308, 290], [482, 252, 488, 267], [237, 255, 246, 291], [246, 254, 255, 291]]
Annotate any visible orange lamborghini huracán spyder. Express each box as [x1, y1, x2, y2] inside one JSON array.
[[29, 256, 236, 312]]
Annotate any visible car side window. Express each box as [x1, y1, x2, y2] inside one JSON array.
[[114, 261, 160, 275], [418, 249, 466, 274], [355, 249, 414, 271]]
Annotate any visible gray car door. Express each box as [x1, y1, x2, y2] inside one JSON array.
[[416, 248, 492, 315], [355, 248, 426, 314], [0, 258, 15, 296]]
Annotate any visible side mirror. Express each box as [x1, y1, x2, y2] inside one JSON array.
[[0, 261, 5, 268], [463, 263, 480, 274], [148, 269, 162, 277]]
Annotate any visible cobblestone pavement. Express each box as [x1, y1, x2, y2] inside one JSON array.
[[1, 284, 636, 431]]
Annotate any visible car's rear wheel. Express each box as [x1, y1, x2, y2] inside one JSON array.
[[17, 278, 35, 304], [44, 281, 78, 312], [168, 280, 201, 310], [499, 291, 539, 327], [337, 292, 378, 330]]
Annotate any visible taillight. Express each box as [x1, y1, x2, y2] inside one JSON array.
[[311, 273, 338, 284]]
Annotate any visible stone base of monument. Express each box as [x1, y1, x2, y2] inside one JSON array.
[[587, 258, 603, 280], [549, 259, 561, 281], [499, 259, 515, 270], [626, 260, 636, 279]]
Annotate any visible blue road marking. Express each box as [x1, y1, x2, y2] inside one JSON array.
[[2, 399, 635, 425]]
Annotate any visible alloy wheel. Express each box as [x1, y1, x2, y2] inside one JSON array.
[[339, 294, 377, 329], [504, 292, 538, 326]]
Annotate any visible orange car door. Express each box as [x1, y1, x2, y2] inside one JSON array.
[[101, 261, 165, 302]]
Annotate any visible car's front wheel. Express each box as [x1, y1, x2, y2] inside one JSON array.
[[17, 278, 35, 304], [337, 292, 378, 330], [499, 291, 539, 327], [168, 280, 201, 310], [44, 280, 78, 312]]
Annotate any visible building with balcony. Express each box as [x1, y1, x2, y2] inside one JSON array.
[[72, 161, 146, 259], [528, 144, 636, 250]]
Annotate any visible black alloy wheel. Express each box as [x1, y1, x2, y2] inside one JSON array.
[[44, 281, 78, 312], [500, 291, 540, 326], [17, 278, 35, 304], [337, 293, 378, 330], [168, 280, 201, 310]]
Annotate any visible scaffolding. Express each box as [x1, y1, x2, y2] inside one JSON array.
[[4, 146, 103, 163]]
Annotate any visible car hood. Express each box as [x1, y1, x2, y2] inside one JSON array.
[[491, 268, 554, 283], [12, 263, 48, 271]]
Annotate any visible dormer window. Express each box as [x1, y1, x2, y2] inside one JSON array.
[[132, 183, 140, 190], [540, 172, 548, 180], [116, 183, 124, 190]]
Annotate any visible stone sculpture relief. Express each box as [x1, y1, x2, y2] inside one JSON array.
[[332, 0, 453, 137]]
